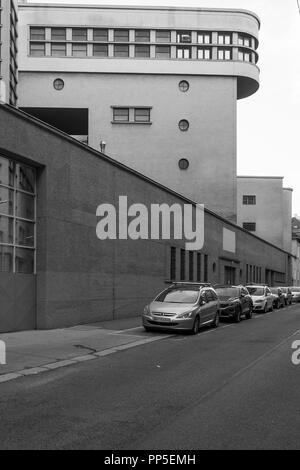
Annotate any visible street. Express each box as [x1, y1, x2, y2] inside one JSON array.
[[0, 305, 300, 450]]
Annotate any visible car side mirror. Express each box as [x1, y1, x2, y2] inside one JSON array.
[[200, 298, 206, 306]]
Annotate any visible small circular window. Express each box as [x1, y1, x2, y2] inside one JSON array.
[[178, 158, 189, 170], [178, 119, 189, 131], [53, 78, 64, 91], [179, 80, 189, 92]]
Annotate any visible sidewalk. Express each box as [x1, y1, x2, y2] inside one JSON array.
[[0, 316, 169, 383]]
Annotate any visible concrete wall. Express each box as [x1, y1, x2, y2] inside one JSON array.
[[237, 176, 292, 251], [0, 105, 292, 331]]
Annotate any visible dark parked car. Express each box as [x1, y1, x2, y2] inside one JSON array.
[[281, 287, 293, 306], [270, 287, 285, 309], [214, 285, 253, 322]]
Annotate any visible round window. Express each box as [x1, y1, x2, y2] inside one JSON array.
[[178, 119, 189, 131], [178, 158, 189, 170], [53, 78, 65, 91], [179, 80, 189, 92]]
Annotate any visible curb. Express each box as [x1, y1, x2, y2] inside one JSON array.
[[0, 335, 170, 385]]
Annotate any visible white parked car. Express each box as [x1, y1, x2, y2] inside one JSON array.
[[246, 285, 273, 313]]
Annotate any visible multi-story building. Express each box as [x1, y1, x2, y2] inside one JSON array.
[[0, 0, 18, 106], [292, 217, 300, 286], [237, 176, 293, 252], [16, 3, 261, 222]]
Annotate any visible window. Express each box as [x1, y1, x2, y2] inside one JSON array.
[[114, 29, 129, 42], [197, 48, 211, 60], [0, 157, 36, 274], [93, 44, 108, 57], [156, 30, 171, 43], [51, 43, 66, 57], [134, 108, 151, 123], [93, 29, 108, 42], [51, 28, 66, 41], [113, 108, 129, 122], [135, 30, 150, 42], [238, 49, 251, 62], [178, 159, 189, 170], [218, 48, 231, 60], [218, 33, 232, 45], [197, 253, 201, 281], [155, 46, 170, 58], [178, 120, 189, 131], [180, 249, 185, 281], [170, 247, 176, 280], [114, 45, 129, 57], [179, 80, 189, 92], [30, 43, 45, 56], [204, 254, 208, 282], [53, 78, 64, 91], [243, 222, 256, 232], [189, 251, 194, 281], [238, 34, 251, 47], [197, 32, 211, 44], [30, 27, 45, 41], [135, 45, 150, 58], [72, 28, 87, 41], [72, 43, 87, 57], [177, 31, 191, 43], [243, 195, 256, 205], [177, 47, 191, 59]]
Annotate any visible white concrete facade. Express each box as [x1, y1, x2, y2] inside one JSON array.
[[16, 3, 260, 223], [237, 176, 293, 252], [0, 0, 18, 105]]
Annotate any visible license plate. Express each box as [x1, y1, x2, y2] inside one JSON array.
[[155, 316, 171, 322]]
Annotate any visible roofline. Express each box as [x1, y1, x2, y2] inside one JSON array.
[[18, 3, 261, 28], [1, 103, 292, 258], [283, 187, 293, 192], [237, 175, 284, 180]]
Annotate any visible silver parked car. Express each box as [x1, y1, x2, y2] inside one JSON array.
[[281, 287, 293, 306], [142, 282, 220, 334], [290, 286, 300, 303]]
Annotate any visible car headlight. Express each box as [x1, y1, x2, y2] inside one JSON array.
[[177, 310, 194, 319], [143, 305, 150, 315]]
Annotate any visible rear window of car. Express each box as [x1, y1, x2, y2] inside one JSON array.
[[156, 288, 199, 304], [247, 287, 265, 296], [215, 287, 239, 298]]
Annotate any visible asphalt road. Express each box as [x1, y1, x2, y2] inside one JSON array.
[[0, 304, 300, 450]]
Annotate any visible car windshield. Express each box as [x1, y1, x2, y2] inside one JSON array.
[[291, 287, 300, 292], [247, 287, 264, 296], [215, 287, 238, 298], [156, 288, 199, 304], [270, 288, 278, 294]]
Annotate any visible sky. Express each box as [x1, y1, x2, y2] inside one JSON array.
[[27, 0, 300, 215]]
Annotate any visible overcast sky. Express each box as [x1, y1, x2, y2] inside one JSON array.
[[27, 0, 300, 215]]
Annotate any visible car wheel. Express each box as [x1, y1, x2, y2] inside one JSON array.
[[191, 316, 200, 335], [234, 306, 242, 323], [245, 306, 253, 320], [212, 311, 220, 328]]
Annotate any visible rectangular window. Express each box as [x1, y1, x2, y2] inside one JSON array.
[[218, 33, 232, 45], [197, 253, 201, 282], [180, 249, 185, 281], [238, 34, 251, 47], [113, 108, 129, 122], [156, 30, 171, 43], [134, 108, 151, 123], [114, 29, 129, 42], [218, 48, 231, 60], [93, 44, 108, 57], [238, 49, 251, 62], [51, 43, 66, 57], [155, 46, 170, 58], [197, 32, 211, 44], [30, 42, 45, 57], [170, 247, 176, 280], [72, 43, 87, 57], [135, 45, 150, 58], [135, 30, 150, 42], [177, 31, 192, 43], [177, 47, 191, 59], [197, 48, 211, 60], [114, 44, 129, 57], [204, 254, 208, 282], [72, 28, 87, 41], [243, 195, 256, 205], [189, 252, 194, 281], [51, 28, 66, 41], [30, 27, 45, 41], [93, 29, 108, 42], [243, 222, 256, 232]]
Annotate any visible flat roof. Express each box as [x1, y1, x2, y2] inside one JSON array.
[[18, 3, 261, 27]]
